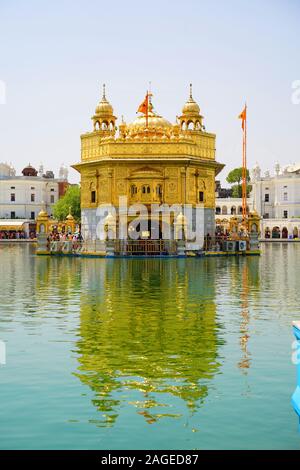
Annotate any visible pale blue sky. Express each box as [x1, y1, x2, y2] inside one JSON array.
[[0, 0, 299, 183]]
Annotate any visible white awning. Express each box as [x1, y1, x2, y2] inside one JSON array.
[[0, 220, 30, 230]]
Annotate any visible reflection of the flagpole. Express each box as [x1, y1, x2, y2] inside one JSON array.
[[238, 262, 251, 372]]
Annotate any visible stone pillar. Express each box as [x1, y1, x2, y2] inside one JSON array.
[[177, 240, 186, 257], [174, 212, 187, 256], [36, 209, 49, 253], [37, 233, 48, 253], [106, 240, 115, 257]]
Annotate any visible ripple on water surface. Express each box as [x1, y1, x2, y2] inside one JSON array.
[[0, 243, 299, 449]]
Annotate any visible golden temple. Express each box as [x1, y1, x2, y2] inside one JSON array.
[[72, 84, 224, 249]]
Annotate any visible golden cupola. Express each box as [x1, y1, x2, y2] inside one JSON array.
[[92, 84, 117, 133], [179, 84, 204, 131], [128, 112, 172, 137], [127, 98, 173, 138]]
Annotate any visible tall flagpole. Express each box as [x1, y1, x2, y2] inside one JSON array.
[[146, 90, 149, 129], [242, 103, 247, 222]]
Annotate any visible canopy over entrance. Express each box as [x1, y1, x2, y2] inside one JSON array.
[[0, 220, 29, 231]]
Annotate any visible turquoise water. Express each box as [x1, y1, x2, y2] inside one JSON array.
[[0, 243, 299, 450]]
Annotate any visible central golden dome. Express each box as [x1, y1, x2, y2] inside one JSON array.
[[128, 111, 172, 135]]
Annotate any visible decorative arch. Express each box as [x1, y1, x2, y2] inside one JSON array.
[[231, 206, 236, 215], [222, 206, 227, 215], [142, 185, 151, 194], [272, 226, 280, 239], [156, 184, 162, 196], [130, 184, 137, 196], [216, 206, 221, 215], [265, 227, 271, 238], [282, 227, 288, 239]]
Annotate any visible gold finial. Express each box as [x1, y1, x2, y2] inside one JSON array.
[[189, 83, 193, 99], [102, 83, 106, 99], [66, 205, 74, 221]]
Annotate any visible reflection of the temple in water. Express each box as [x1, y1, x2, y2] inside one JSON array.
[[74, 259, 223, 427], [32, 251, 260, 427]]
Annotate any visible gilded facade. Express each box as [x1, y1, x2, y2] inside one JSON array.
[[73, 85, 224, 245]]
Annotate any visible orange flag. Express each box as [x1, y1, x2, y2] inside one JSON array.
[[137, 93, 149, 114], [238, 105, 247, 130]]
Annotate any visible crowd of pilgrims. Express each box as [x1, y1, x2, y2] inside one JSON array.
[[0, 230, 35, 239], [47, 231, 83, 242]]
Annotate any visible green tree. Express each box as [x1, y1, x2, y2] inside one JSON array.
[[226, 167, 251, 198], [53, 185, 81, 221]]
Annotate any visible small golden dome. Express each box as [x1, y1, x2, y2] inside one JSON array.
[[95, 84, 114, 117], [182, 83, 201, 116], [182, 98, 200, 115], [119, 115, 127, 129], [66, 206, 74, 220], [176, 212, 187, 224], [37, 209, 48, 218], [104, 212, 116, 223], [182, 84, 200, 116]]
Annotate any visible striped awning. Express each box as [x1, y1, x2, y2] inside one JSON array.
[[0, 220, 26, 230]]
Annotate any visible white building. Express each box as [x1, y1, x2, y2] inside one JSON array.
[[0, 163, 69, 221], [251, 162, 300, 239], [215, 197, 254, 218]]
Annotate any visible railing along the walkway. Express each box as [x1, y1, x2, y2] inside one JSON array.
[[114, 239, 177, 255], [48, 240, 105, 254]]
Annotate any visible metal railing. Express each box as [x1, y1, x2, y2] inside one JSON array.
[[114, 239, 177, 256], [204, 235, 250, 251], [48, 240, 106, 254]]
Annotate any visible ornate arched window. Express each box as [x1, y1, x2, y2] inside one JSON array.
[[156, 184, 162, 196], [142, 185, 150, 194], [130, 184, 137, 196]]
